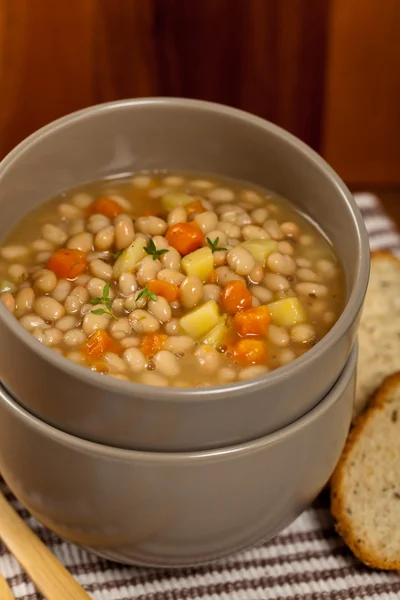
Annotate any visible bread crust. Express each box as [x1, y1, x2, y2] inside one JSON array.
[[331, 372, 400, 571]]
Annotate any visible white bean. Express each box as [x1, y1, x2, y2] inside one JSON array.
[[67, 232, 93, 253], [281, 221, 300, 238], [168, 206, 187, 227], [71, 192, 93, 209], [86, 277, 111, 299], [238, 365, 268, 380], [115, 217, 135, 250], [213, 250, 227, 267], [295, 282, 328, 298], [90, 259, 113, 281], [157, 269, 185, 286], [108, 373, 130, 381], [119, 273, 138, 296], [208, 188, 235, 203], [137, 256, 162, 286], [215, 266, 244, 286], [291, 324, 316, 344], [35, 296, 65, 321], [58, 203, 83, 219], [82, 309, 111, 335], [152, 235, 169, 251], [104, 352, 127, 373], [148, 186, 169, 198], [87, 214, 110, 234], [268, 325, 290, 347], [33, 269, 57, 293], [107, 195, 132, 212], [218, 367, 237, 384], [234, 212, 253, 227], [263, 273, 290, 292], [124, 348, 147, 372], [148, 296, 172, 323], [250, 285, 273, 304], [241, 190, 263, 205], [19, 314, 46, 331], [160, 248, 181, 270], [132, 175, 152, 188], [217, 222, 241, 238], [51, 279, 72, 302], [194, 345, 220, 374], [203, 284, 221, 302], [135, 216, 167, 236], [75, 273, 91, 286], [109, 317, 131, 339], [241, 225, 269, 240], [94, 226, 115, 251], [296, 257, 312, 268], [112, 298, 125, 317], [299, 234, 314, 246], [31, 239, 54, 252], [1, 292, 15, 313], [129, 309, 160, 333], [164, 336, 194, 354], [266, 252, 296, 275], [179, 275, 203, 309], [36, 251, 52, 263], [251, 208, 269, 224], [205, 230, 228, 245], [263, 220, 284, 240], [0, 245, 29, 261], [191, 179, 214, 190], [56, 315, 77, 332], [249, 264, 264, 284], [69, 219, 86, 236], [41, 223, 68, 246], [297, 268, 320, 283], [163, 175, 185, 186], [154, 350, 180, 377], [277, 241, 295, 256], [279, 349, 296, 366], [15, 287, 35, 315], [66, 351, 85, 364], [120, 336, 140, 348], [316, 259, 337, 280], [195, 211, 218, 234], [42, 327, 63, 346], [227, 247, 255, 276]]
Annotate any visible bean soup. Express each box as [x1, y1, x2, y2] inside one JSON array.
[[0, 173, 345, 387]]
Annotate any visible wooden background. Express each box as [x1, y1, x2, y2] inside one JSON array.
[[0, 0, 399, 188]]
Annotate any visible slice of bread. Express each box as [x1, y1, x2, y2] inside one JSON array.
[[355, 251, 400, 418], [331, 373, 400, 570]]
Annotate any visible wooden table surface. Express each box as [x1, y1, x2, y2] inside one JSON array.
[[351, 187, 400, 229]]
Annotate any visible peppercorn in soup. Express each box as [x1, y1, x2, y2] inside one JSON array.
[[0, 173, 345, 387]]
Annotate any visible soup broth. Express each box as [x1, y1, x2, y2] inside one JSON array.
[[0, 173, 345, 387]]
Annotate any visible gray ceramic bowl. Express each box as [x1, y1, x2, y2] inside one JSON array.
[[0, 344, 357, 568], [0, 99, 369, 452]]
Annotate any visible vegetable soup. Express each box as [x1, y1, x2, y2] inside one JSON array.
[[0, 173, 345, 387]]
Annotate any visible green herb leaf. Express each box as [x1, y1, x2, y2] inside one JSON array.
[[90, 282, 117, 319], [136, 284, 158, 303], [111, 248, 124, 260], [206, 236, 227, 253], [144, 239, 169, 261]]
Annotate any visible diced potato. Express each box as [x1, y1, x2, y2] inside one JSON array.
[[179, 300, 220, 338], [181, 247, 214, 281], [267, 297, 306, 328], [241, 239, 278, 266], [203, 316, 231, 347], [161, 192, 194, 211], [113, 237, 146, 277]]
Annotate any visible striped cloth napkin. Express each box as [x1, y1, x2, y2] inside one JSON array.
[[1, 193, 400, 600]]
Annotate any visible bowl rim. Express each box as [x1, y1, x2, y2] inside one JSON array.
[[0, 97, 370, 402], [0, 343, 357, 460]]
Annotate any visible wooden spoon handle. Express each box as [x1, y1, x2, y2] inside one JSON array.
[[0, 490, 92, 599], [0, 570, 15, 599]]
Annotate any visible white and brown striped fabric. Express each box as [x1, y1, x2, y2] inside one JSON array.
[[2, 193, 400, 600]]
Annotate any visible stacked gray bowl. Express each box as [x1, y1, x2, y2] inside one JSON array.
[[0, 99, 369, 567]]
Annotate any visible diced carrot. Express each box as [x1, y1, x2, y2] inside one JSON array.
[[140, 333, 168, 357], [148, 280, 179, 303], [233, 338, 268, 366], [165, 223, 204, 256], [208, 270, 217, 284], [234, 305, 271, 337], [89, 196, 124, 218], [219, 280, 252, 315], [186, 199, 205, 215], [47, 248, 87, 279], [83, 329, 114, 358]]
